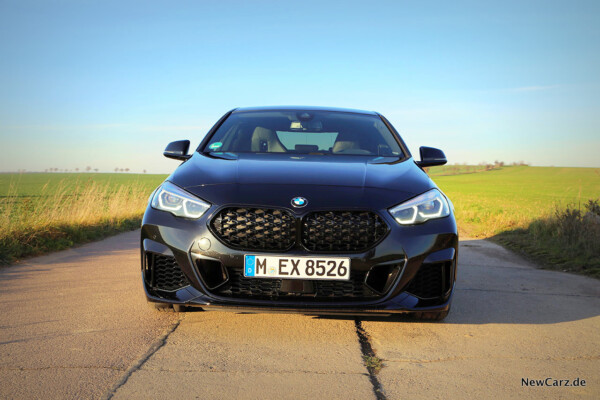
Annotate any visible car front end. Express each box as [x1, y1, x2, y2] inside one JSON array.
[[141, 107, 458, 319]]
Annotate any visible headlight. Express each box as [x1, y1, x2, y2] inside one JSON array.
[[151, 181, 210, 219], [389, 189, 450, 225]]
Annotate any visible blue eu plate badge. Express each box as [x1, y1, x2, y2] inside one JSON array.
[[244, 255, 256, 277]]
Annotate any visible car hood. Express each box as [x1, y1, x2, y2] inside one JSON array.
[[168, 153, 435, 210]]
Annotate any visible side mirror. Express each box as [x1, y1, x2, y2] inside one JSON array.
[[163, 140, 191, 161], [416, 146, 447, 167]]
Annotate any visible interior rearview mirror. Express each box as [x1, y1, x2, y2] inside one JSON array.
[[164, 140, 191, 161], [416, 146, 447, 167]]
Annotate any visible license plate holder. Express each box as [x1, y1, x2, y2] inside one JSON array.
[[244, 255, 350, 281]]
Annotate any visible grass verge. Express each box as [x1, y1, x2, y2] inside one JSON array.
[[0, 177, 159, 265], [492, 200, 600, 278], [0, 218, 142, 264]]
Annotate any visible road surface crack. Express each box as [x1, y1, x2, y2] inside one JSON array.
[[101, 315, 183, 400], [355, 319, 387, 400]]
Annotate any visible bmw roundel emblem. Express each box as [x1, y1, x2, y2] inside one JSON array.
[[291, 197, 308, 208]]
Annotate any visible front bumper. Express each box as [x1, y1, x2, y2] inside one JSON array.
[[140, 204, 458, 315]]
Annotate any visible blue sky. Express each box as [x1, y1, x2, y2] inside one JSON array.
[[1, 0, 598, 173]]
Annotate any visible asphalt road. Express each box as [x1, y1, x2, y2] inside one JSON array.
[[1, 230, 598, 399]]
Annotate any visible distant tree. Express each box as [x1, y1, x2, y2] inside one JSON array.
[[143, 169, 147, 174], [115, 167, 119, 172], [119, 168, 124, 172], [75, 168, 79, 172], [125, 168, 130, 172], [86, 166, 91, 172], [94, 168, 99, 172], [44, 169, 48, 172]]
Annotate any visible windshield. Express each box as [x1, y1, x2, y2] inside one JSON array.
[[202, 110, 404, 157]]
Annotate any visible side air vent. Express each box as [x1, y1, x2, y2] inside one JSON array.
[[405, 261, 453, 299], [145, 253, 190, 292]]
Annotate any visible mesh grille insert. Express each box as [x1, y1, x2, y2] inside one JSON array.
[[302, 211, 388, 252], [405, 263, 446, 299], [211, 208, 296, 251], [151, 254, 190, 291], [211, 208, 389, 253]]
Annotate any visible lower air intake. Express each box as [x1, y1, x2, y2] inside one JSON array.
[[146, 253, 190, 292], [405, 262, 452, 299], [213, 267, 381, 301]]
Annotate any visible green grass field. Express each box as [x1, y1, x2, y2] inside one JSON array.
[[0, 173, 167, 264], [426, 164, 502, 177], [0, 173, 166, 197], [429, 165, 600, 277], [431, 166, 600, 237], [1, 167, 598, 276]]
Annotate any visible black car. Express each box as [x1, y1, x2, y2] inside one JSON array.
[[141, 106, 458, 320]]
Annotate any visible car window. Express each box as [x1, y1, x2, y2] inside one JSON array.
[[203, 110, 403, 157], [275, 131, 338, 153]]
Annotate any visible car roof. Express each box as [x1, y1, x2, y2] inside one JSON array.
[[231, 106, 378, 115]]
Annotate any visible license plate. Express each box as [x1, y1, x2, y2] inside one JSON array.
[[244, 255, 351, 281]]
